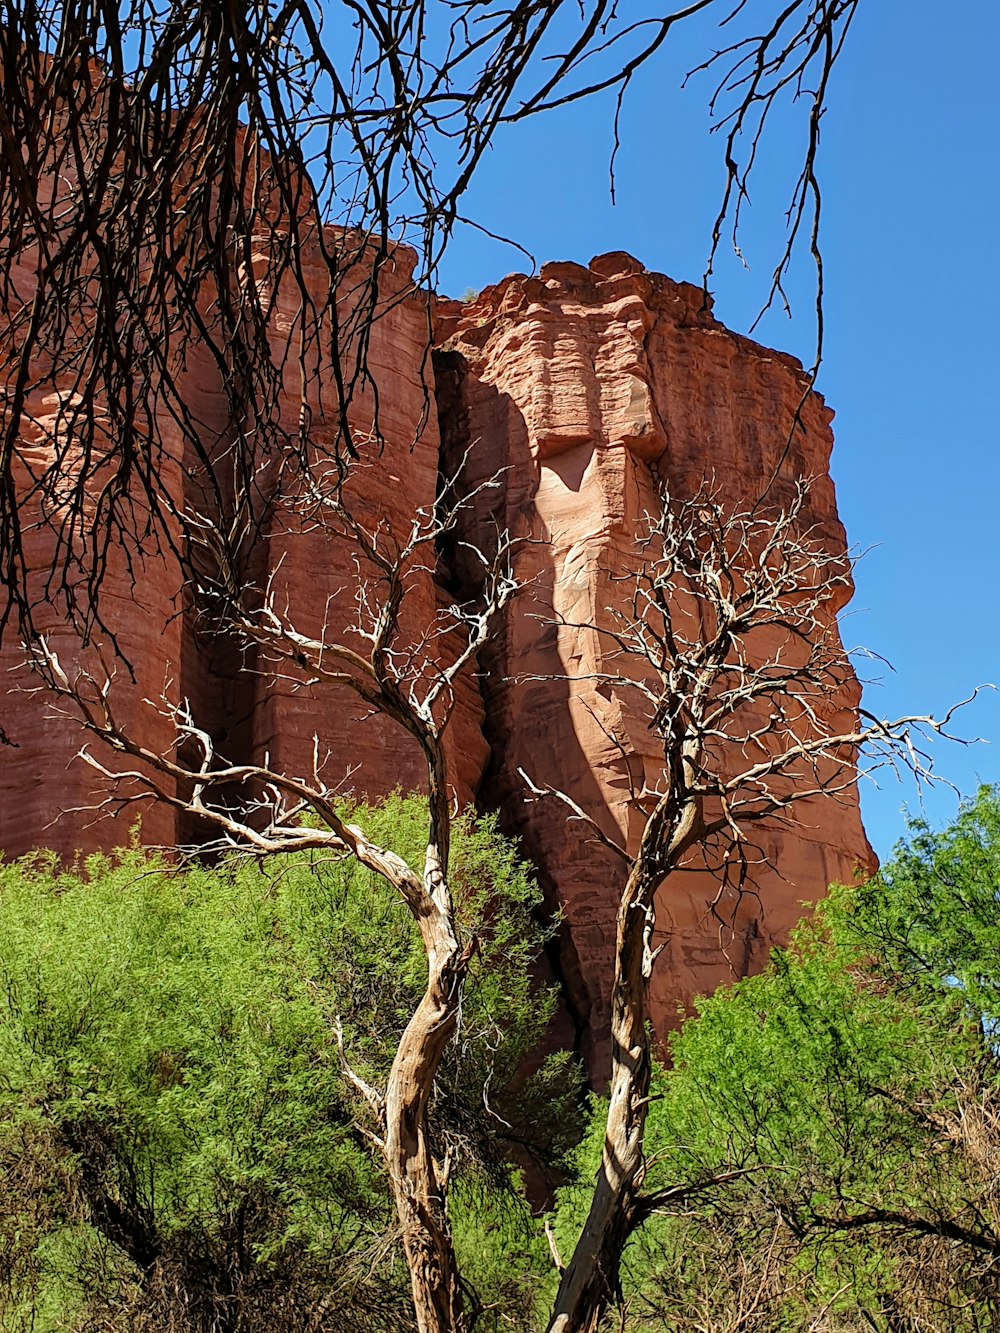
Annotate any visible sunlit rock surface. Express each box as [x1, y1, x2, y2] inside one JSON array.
[[435, 252, 873, 1073], [0, 238, 871, 1074]]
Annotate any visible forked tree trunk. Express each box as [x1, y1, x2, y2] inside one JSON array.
[[383, 928, 468, 1333]]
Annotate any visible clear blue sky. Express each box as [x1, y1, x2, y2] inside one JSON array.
[[433, 0, 1000, 858]]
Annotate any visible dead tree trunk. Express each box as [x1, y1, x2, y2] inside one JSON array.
[[384, 934, 468, 1333], [384, 763, 470, 1333], [547, 799, 701, 1333], [545, 868, 651, 1333]]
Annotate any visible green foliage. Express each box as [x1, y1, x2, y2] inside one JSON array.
[[0, 794, 573, 1331], [851, 787, 1000, 1034], [23, 784, 1000, 1331], [554, 787, 1000, 1331]]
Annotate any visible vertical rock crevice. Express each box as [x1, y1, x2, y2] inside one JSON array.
[[432, 344, 591, 1065]]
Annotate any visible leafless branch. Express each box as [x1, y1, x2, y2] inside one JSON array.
[[543, 473, 982, 1333], [0, 1, 859, 648], [518, 765, 629, 864]]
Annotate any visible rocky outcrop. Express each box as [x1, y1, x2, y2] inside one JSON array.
[[435, 253, 872, 1073], [0, 240, 871, 1074], [0, 223, 487, 851]]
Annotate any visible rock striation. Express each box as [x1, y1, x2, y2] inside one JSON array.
[[0, 240, 872, 1075]]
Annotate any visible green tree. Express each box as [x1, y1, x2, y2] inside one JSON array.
[[0, 796, 573, 1332], [553, 787, 1000, 1331]]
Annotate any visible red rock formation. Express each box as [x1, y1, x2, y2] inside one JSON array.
[[239, 236, 487, 814], [435, 252, 873, 1075], [0, 209, 486, 851], [0, 230, 871, 1074], [0, 57, 487, 848]]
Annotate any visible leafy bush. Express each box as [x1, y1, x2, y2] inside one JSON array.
[[0, 795, 574, 1331], [553, 787, 1000, 1331], [24, 784, 1000, 1331]]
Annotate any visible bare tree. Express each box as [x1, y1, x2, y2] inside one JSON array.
[[0, 0, 860, 644], [521, 478, 974, 1333], [28, 466, 975, 1333], [27, 470, 516, 1333]]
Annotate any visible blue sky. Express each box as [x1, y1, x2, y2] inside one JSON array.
[[433, 0, 1000, 858]]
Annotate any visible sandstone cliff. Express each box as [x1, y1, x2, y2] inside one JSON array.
[[0, 242, 871, 1075], [434, 253, 872, 1071]]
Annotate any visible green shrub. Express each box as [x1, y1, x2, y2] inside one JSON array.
[[0, 795, 574, 1331]]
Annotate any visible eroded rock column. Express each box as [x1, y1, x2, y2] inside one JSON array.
[[437, 251, 873, 1077]]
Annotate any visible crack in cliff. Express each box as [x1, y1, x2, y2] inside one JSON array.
[[431, 345, 590, 1069]]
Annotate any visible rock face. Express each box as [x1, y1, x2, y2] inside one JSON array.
[[0, 241, 872, 1076], [435, 254, 873, 1073], [0, 209, 486, 850]]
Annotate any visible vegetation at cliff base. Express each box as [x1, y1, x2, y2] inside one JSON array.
[[551, 785, 1000, 1330], [0, 796, 572, 1331], [3, 789, 1000, 1330]]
